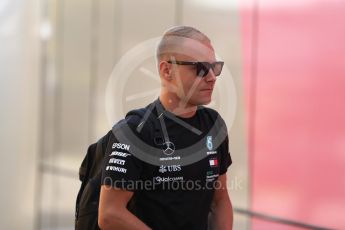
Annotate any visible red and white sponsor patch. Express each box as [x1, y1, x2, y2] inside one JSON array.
[[209, 158, 218, 167]]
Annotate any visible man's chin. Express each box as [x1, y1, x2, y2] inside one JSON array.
[[201, 100, 212, 106], [193, 98, 212, 106], [181, 96, 212, 106]]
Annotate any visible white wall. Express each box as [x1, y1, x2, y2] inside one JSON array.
[[0, 0, 40, 229]]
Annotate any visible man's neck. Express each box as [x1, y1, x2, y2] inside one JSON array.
[[159, 93, 197, 118]]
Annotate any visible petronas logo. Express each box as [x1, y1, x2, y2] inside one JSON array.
[[206, 136, 213, 151]]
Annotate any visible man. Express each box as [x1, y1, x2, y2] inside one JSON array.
[[98, 26, 233, 230]]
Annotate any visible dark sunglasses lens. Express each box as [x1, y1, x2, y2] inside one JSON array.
[[195, 62, 224, 77], [196, 63, 210, 77], [213, 62, 224, 76]]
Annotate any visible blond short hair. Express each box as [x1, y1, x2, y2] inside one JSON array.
[[156, 26, 211, 62]]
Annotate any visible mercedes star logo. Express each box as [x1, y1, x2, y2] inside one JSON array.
[[162, 141, 175, 156]]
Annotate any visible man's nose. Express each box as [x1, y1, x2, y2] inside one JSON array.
[[205, 68, 217, 82]]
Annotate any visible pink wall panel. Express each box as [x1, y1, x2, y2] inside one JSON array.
[[241, 1, 345, 229]]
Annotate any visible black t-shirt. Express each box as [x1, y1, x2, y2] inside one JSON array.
[[101, 100, 232, 230]]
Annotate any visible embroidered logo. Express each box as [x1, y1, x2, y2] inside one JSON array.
[[206, 136, 213, 151]]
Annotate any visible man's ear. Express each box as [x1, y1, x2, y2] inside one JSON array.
[[159, 61, 172, 81]]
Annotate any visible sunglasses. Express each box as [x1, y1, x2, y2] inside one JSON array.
[[167, 60, 224, 77]]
